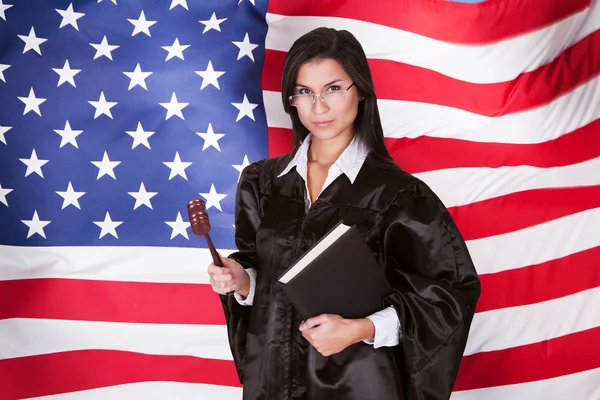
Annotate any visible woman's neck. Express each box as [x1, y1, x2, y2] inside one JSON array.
[[308, 132, 354, 166]]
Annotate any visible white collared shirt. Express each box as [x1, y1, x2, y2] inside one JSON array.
[[234, 133, 400, 348], [276, 133, 369, 212]]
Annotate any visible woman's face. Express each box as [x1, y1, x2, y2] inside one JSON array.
[[293, 58, 359, 143]]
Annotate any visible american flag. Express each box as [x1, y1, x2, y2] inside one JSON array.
[[1, 0, 599, 398]]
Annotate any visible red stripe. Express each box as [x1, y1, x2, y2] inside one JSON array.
[[268, 127, 294, 158], [267, 0, 590, 45], [476, 245, 600, 313], [386, 119, 600, 174], [454, 326, 600, 391], [449, 185, 600, 241], [263, 29, 600, 117], [0, 278, 225, 324], [0, 350, 240, 399]]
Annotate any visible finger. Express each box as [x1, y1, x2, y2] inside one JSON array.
[[301, 314, 328, 331], [207, 265, 226, 275], [213, 282, 237, 294], [212, 273, 233, 282]]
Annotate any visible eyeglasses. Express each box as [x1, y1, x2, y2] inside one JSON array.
[[289, 83, 355, 107]]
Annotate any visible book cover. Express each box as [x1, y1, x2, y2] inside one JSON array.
[[277, 222, 393, 320]]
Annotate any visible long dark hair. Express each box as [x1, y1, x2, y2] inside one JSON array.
[[281, 27, 398, 170]]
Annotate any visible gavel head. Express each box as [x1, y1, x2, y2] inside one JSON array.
[[187, 198, 211, 236]]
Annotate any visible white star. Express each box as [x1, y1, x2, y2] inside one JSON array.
[[0, 64, 9, 82], [165, 212, 190, 239], [91, 151, 121, 180], [128, 182, 158, 210], [89, 91, 117, 119], [18, 88, 46, 116], [0, 183, 13, 207], [56, 181, 85, 210], [199, 12, 227, 33], [162, 37, 190, 61], [233, 155, 251, 181], [238, 0, 256, 4], [159, 92, 188, 120], [56, 3, 85, 31], [232, 33, 258, 62], [0, 0, 13, 21], [126, 122, 154, 149], [123, 63, 152, 90], [90, 35, 119, 60], [52, 59, 81, 87], [197, 123, 225, 151], [199, 184, 227, 212], [54, 120, 83, 148], [232, 94, 258, 122], [18, 27, 47, 56], [98, 0, 117, 4], [195, 61, 225, 90], [19, 149, 49, 178], [93, 212, 122, 239], [21, 211, 51, 239], [163, 152, 192, 180], [128, 10, 157, 37], [0, 125, 12, 145], [169, 0, 188, 10]]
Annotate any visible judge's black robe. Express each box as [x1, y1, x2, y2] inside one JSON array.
[[221, 153, 481, 400]]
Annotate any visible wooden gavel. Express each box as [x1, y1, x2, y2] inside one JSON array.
[[187, 198, 233, 295]]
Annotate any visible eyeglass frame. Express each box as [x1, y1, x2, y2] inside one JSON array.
[[288, 82, 356, 107]]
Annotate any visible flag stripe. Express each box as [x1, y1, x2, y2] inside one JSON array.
[[0, 278, 225, 325], [450, 367, 600, 400], [475, 246, 600, 313], [456, 325, 600, 390], [0, 318, 232, 361], [385, 118, 600, 174], [264, 75, 600, 144], [416, 157, 600, 208], [26, 382, 243, 400], [265, 5, 600, 84], [263, 27, 600, 116], [449, 185, 600, 241], [0, 246, 220, 283], [466, 208, 600, 275], [466, 287, 600, 356], [0, 350, 240, 400], [266, 0, 591, 45]]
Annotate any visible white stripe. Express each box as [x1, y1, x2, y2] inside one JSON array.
[[26, 381, 242, 400], [0, 245, 236, 283], [466, 207, 600, 275], [263, 73, 600, 143], [265, 2, 600, 84], [0, 318, 233, 361], [465, 286, 600, 355], [416, 157, 600, 208], [450, 367, 600, 400]]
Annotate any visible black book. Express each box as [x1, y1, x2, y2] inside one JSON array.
[[277, 222, 393, 320]]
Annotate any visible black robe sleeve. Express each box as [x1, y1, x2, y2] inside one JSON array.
[[381, 180, 481, 400], [220, 160, 264, 383]]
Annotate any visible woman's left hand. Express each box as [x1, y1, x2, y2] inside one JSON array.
[[299, 314, 375, 357]]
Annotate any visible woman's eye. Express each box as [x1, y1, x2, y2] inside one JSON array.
[[327, 86, 341, 92], [298, 88, 311, 95]]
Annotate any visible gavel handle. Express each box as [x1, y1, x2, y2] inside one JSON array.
[[204, 233, 233, 296], [204, 233, 222, 267]]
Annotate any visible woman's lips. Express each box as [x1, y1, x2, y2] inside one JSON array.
[[313, 120, 333, 128]]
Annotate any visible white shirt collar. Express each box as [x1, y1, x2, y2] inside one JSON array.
[[277, 133, 369, 184]]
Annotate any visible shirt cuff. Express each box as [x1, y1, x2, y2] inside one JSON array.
[[233, 267, 257, 306], [363, 306, 401, 348]]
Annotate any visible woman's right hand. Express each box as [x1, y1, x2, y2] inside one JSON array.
[[208, 254, 251, 298]]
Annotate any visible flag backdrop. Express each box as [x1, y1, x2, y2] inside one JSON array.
[[1, 0, 599, 398]]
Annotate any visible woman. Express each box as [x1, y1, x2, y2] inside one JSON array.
[[208, 27, 481, 400]]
